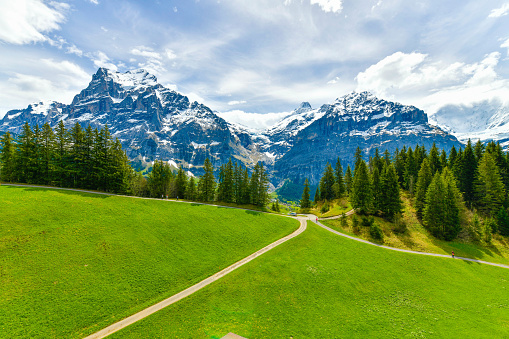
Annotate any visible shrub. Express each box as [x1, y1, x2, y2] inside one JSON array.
[[392, 213, 407, 234], [370, 223, 384, 241], [340, 212, 348, 228], [361, 216, 374, 227], [352, 216, 360, 234], [321, 200, 330, 213]]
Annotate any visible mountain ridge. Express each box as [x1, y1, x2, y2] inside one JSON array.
[[0, 68, 463, 185]]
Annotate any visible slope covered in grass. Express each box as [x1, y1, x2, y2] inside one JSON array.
[[322, 192, 509, 266], [113, 222, 509, 338], [0, 186, 298, 338]]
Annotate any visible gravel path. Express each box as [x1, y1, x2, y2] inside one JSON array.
[[83, 218, 307, 339], [315, 220, 509, 269]]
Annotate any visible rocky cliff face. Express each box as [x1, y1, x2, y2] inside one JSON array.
[[273, 92, 462, 184], [0, 68, 269, 173], [0, 69, 463, 184]]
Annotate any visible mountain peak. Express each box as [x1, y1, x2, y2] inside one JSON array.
[[93, 68, 158, 90]]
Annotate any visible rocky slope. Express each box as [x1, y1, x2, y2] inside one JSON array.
[[273, 92, 462, 184], [0, 68, 269, 173]]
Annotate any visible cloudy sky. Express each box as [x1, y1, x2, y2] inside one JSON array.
[[1, 0, 509, 129]]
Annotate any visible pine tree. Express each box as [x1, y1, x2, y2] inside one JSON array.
[[371, 165, 382, 213], [16, 122, 36, 183], [351, 160, 372, 215], [185, 176, 197, 200], [423, 170, 462, 240], [334, 157, 345, 198], [319, 162, 335, 201], [428, 143, 441, 175], [414, 158, 432, 220], [40, 123, 56, 185], [460, 139, 477, 205], [240, 167, 251, 204], [148, 160, 172, 198], [498, 207, 509, 236], [403, 146, 416, 192], [314, 186, 320, 204], [198, 157, 216, 201], [474, 139, 485, 163], [54, 120, 70, 187], [345, 165, 353, 195], [354, 147, 363, 174], [474, 152, 506, 216], [175, 166, 188, 199], [109, 138, 132, 194], [0, 132, 16, 182], [300, 178, 311, 208], [380, 163, 402, 220]]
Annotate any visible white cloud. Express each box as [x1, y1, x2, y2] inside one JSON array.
[[0, 60, 91, 117], [327, 76, 340, 84], [284, 0, 343, 13], [356, 51, 509, 114], [89, 0, 99, 5], [310, 0, 343, 13], [173, 6, 178, 13], [165, 49, 177, 60], [0, 0, 66, 44], [501, 38, 509, 55], [130, 46, 162, 60], [91, 51, 118, 71], [488, 3, 509, 18], [228, 100, 247, 105], [216, 110, 290, 130], [66, 44, 83, 57]]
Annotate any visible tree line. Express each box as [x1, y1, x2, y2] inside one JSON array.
[[0, 123, 270, 207], [304, 141, 509, 241]]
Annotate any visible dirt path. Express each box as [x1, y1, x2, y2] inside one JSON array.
[[83, 218, 307, 339], [317, 209, 356, 220], [315, 220, 509, 269]]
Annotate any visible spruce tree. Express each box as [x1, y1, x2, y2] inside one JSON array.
[[351, 160, 372, 215], [175, 166, 188, 199], [40, 123, 56, 185], [198, 157, 216, 201], [428, 143, 441, 175], [414, 158, 432, 220], [474, 152, 505, 216], [345, 165, 353, 195], [314, 186, 320, 204], [300, 178, 311, 208], [16, 122, 36, 183], [185, 176, 197, 200], [460, 139, 477, 205], [371, 165, 382, 213], [319, 162, 335, 201], [0, 132, 16, 182], [148, 160, 172, 198], [380, 163, 402, 220], [54, 120, 70, 187], [334, 157, 345, 198], [498, 207, 509, 236]]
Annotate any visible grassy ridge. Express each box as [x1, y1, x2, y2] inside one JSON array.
[[0, 186, 298, 338], [113, 222, 509, 338]]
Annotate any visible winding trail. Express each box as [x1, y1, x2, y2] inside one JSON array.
[[315, 217, 509, 269], [83, 218, 307, 339], [3, 183, 509, 338]]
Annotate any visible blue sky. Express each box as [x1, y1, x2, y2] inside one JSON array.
[[1, 0, 509, 129]]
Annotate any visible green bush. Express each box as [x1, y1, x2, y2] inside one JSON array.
[[321, 200, 330, 213], [361, 216, 374, 227], [370, 223, 384, 241]]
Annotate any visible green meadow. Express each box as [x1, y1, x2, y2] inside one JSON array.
[[113, 221, 509, 339], [0, 185, 298, 338]]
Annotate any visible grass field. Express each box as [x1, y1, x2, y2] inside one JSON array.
[[322, 192, 509, 266], [111, 221, 509, 338], [0, 185, 299, 338]]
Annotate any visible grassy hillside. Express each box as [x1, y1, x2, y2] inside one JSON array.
[[112, 221, 509, 338], [322, 192, 509, 266], [0, 185, 298, 338]]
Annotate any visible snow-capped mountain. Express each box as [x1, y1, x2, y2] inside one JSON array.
[[274, 92, 462, 184], [431, 100, 509, 149], [261, 102, 325, 159], [0, 69, 463, 185], [0, 68, 270, 173]]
